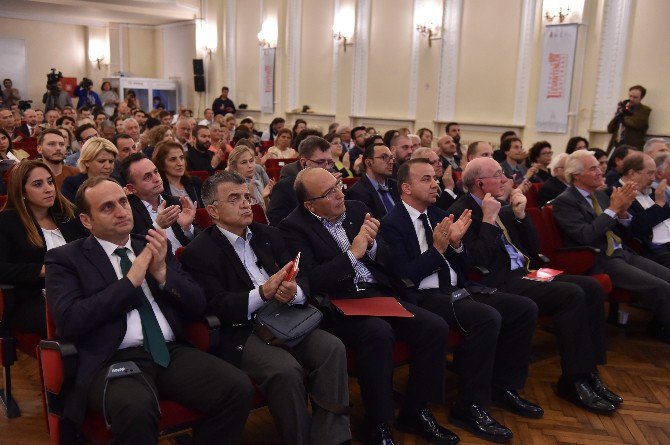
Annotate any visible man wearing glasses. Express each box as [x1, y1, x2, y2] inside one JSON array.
[[180, 171, 351, 445], [65, 123, 99, 166], [346, 143, 399, 219], [267, 136, 340, 226], [280, 167, 457, 445]]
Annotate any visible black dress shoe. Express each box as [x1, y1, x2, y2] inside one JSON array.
[[366, 422, 395, 445], [448, 403, 512, 443], [556, 377, 616, 414], [492, 388, 544, 419], [395, 408, 459, 445], [588, 372, 623, 405]]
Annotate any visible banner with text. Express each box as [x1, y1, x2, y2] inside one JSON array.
[[261, 48, 275, 114], [536, 24, 578, 133]]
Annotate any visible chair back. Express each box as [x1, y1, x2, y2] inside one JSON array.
[[526, 207, 556, 256], [342, 177, 359, 191], [265, 158, 295, 170], [251, 204, 268, 224], [188, 170, 210, 183], [524, 182, 542, 209], [194, 207, 213, 229]]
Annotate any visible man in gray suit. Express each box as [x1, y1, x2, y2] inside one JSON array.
[[552, 150, 670, 343]]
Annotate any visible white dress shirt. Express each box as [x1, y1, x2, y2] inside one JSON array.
[[95, 237, 175, 350], [635, 192, 670, 244], [41, 227, 66, 251], [401, 201, 459, 289], [142, 195, 194, 254]]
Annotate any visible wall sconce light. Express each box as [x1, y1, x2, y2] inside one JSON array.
[[545, 5, 570, 22], [88, 38, 107, 70], [332, 7, 355, 52], [257, 19, 278, 49], [415, 3, 442, 47], [196, 19, 217, 58], [542, 0, 584, 24]]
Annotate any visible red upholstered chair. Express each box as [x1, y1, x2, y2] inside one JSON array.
[[266, 166, 282, 182], [0, 287, 41, 418], [38, 301, 222, 444], [0, 195, 7, 209], [194, 207, 213, 229], [341, 177, 359, 191], [251, 204, 269, 224], [265, 158, 295, 171], [524, 183, 542, 209], [188, 170, 210, 183], [13, 139, 38, 159], [260, 141, 274, 150]]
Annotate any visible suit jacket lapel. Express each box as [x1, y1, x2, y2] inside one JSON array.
[[210, 226, 255, 289], [82, 236, 122, 285], [249, 225, 280, 275], [300, 207, 343, 255], [570, 186, 596, 218], [398, 203, 423, 256], [361, 175, 386, 217], [130, 195, 154, 228]]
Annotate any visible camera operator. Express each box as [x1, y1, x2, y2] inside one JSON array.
[[2, 79, 21, 108], [607, 85, 651, 152], [74, 77, 102, 110], [43, 70, 73, 111]]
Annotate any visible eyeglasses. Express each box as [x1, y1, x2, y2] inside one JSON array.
[[305, 158, 335, 169], [477, 171, 505, 180], [305, 180, 344, 202], [373, 154, 395, 163], [212, 193, 259, 206]]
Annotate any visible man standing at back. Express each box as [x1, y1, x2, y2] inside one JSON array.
[[45, 177, 252, 444]]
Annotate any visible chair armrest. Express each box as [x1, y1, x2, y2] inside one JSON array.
[[537, 254, 551, 265], [551, 246, 600, 275], [184, 315, 221, 352], [39, 339, 78, 396], [474, 265, 490, 275]]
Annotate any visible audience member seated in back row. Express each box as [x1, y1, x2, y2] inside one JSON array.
[[324, 132, 353, 178], [381, 159, 543, 443], [551, 150, 670, 343], [411, 147, 461, 211], [37, 129, 79, 189], [280, 167, 457, 445], [186, 124, 225, 174], [448, 157, 622, 414], [110, 133, 141, 181], [180, 172, 351, 445], [227, 145, 275, 210], [526, 141, 553, 183], [61, 136, 117, 203], [499, 137, 540, 185], [268, 136, 338, 226], [279, 129, 324, 180], [45, 177, 253, 445], [0, 127, 28, 163], [152, 140, 204, 208], [0, 160, 87, 337], [266, 127, 298, 160], [537, 153, 569, 207], [119, 153, 197, 254], [604, 144, 634, 190]]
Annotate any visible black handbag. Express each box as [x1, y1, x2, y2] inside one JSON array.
[[252, 300, 323, 347]]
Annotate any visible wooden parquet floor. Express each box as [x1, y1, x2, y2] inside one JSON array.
[[2, 306, 669, 444]]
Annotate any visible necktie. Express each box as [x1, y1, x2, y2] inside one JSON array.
[[589, 193, 621, 256], [378, 187, 395, 213], [114, 247, 171, 367], [496, 216, 532, 270], [418, 214, 455, 289]]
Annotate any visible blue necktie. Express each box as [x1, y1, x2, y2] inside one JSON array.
[[378, 186, 395, 213]]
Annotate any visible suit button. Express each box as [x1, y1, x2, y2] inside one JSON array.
[[237, 345, 244, 351]]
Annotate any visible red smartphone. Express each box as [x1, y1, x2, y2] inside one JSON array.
[[284, 252, 300, 281]]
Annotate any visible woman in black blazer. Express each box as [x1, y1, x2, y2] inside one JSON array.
[[152, 140, 204, 207], [0, 160, 88, 336]]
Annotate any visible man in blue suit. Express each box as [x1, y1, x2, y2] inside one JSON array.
[[380, 159, 542, 443]]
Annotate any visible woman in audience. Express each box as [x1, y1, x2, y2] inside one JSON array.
[[125, 89, 139, 110], [292, 119, 307, 140], [261, 117, 285, 142], [590, 148, 609, 175], [227, 144, 275, 209], [566, 136, 589, 154], [114, 116, 125, 134], [605, 144, 634, 189], [143, 124, 175, 159], [152, 140, 203, 208], [266, 128, 298, 159], [0, 128, 29, 161], [100, 81, 119, 117], [537, 153, 569, 207], [56, 126, 76, 156], [325, 132, 353, 178], [0, 160, 87, 336], [527, 141, 553, 182], [61, 137, 118, 202], [418, 128, 434, 147]]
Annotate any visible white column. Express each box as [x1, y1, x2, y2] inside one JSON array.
[[286, 0, 302, 112], [591, 0, 634, 131], [350, 0, 371, 117], [330, 0, 341, 114], [224, 0, 237, 94], [435, 0, 462, 123], [512, 0, 538, 126], [407, 0, 422, 120]]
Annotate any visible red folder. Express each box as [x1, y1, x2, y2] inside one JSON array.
[[330, 297, 414, 318], [523, 268, 563, 282]]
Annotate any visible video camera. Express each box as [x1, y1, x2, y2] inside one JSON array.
[[79, 77, 94, 89], [46, 68, 63, 94]]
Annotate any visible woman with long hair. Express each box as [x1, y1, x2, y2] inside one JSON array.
[[152, 140, 204, 208], [324, 132, 353, 177], [61, 137, 118, 202], [261, 117, 286, 143], [0, 160, 87, 336], [266, 128, 298, 159], [142, 124, 176, 159], [227, 144, 275, 209], [0, 127, 29, 161]]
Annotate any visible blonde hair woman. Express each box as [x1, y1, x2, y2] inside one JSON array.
[[227, 145, 275, 209], [61, 136, 118, 202]]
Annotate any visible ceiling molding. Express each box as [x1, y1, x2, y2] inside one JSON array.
[[0, 8, 107, 27]]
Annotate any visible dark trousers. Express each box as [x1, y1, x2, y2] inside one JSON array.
[[87, 343, 253, 445], [417, 289, 537, 405], [501, 271, 602, 376], [600, 250, 670, 330], [322, 298, 448, 423]]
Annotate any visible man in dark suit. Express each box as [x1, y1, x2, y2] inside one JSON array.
[[380, 159, 542, 442], [607, 85, 651, 150], [180, 172, 350, 445], [552, 150, 670, 343], [448, 157, 621, 414], [120, 153, 197, 253], [45, 177, 252, 445], [345, 143, 399, 219], [280, 167, 458, 445], [268, 136, 340, 226], [17, 108, 40, 139], [411, 147, 462, 211]]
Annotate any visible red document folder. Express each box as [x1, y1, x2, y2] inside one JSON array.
[[330, 297, 414, 317], [523, 268, 564, 282]]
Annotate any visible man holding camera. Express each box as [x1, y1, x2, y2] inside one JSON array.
[[608, 85, 651, 151], [75, 77, 102, 109]]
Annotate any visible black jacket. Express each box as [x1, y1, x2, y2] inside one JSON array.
[[537, 176, 567, 207], [267, 175, 299, 226], [345, 174, 399, 220], [128, 193, 197, 248]]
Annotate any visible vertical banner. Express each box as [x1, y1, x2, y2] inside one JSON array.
[[536, 24, 578, 133], [261, 48, 275, 114]]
